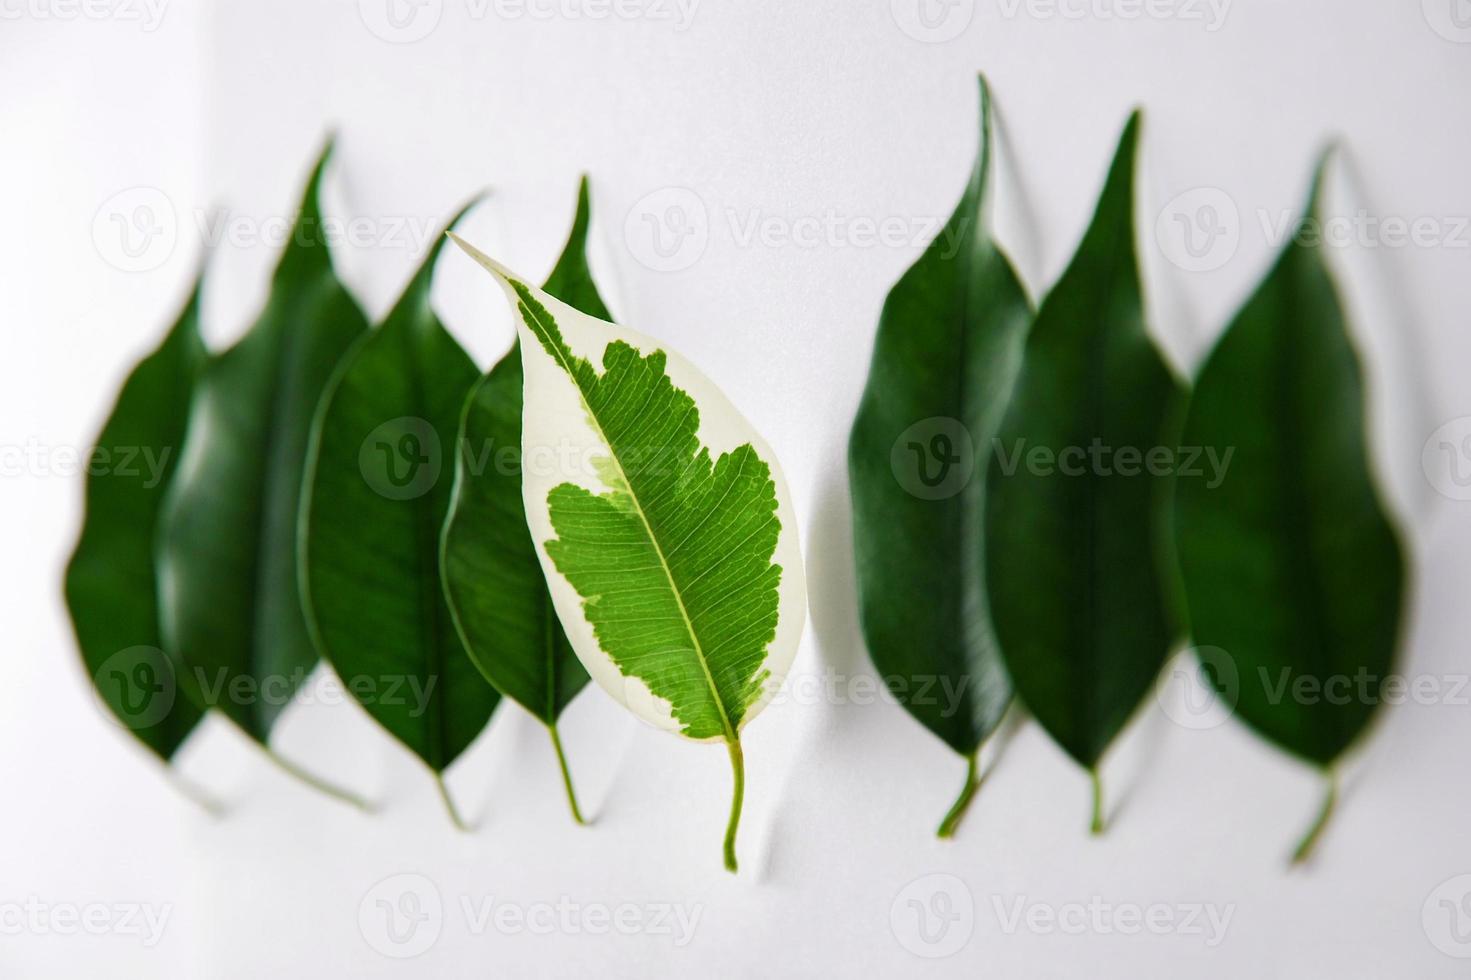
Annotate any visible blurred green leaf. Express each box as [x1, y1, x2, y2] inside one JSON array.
[[1173, 159, 1406, 862], [847, 76, 1030, 837], [158, 145, 369, 803], [299, 200, 495, 827], [984, 113, 1185, 831], [65, 277, 207, 763]]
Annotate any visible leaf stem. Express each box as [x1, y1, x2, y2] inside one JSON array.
[[1089, 767, 1105, 835], [548, 723, 586, 826], [723, 738, 745, 873], [165, 769, 227, 817], [435, 772, 469, 832], [1290, 768, 1339, 866], [936, 750, 981, 839], [261, 745, 372, 812]]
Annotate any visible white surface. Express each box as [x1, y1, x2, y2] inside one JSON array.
[[3, 0, 1471, 976]]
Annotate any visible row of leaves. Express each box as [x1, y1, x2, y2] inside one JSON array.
[[71, 73, 1404, 871], [68, 150, 806, 872], [849, 76, 1406, 861]]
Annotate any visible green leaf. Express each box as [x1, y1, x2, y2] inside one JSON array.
[[984, 112, 1186, 830], [1172, 158, 1406, 862], [847, 76, 1030, 837], [298, 200, 495, 827], [440, 178, 609, 825], [158, 144, 370, 803], [65, 276, 207, 765], [447, 234, 806, 872]]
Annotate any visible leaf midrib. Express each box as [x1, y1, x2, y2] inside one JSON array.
[[244, 281, 322, 739], [402, 315, 453, 769], [520, 297, 739, 743], [1271, 252, 1340, 755], [1076, 239, 1128, 764]]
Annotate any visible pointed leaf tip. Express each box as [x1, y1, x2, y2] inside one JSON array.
[[446, 234, 532, 292], [302, 136, 336, 211], [402, 195, 489, 300], [1306, 146, 1338, 219]]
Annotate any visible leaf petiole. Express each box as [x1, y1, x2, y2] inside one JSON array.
[[723, 738, 745, 873], [548, 723, 586, 826], [936, 750, 981, 839], [1290, 768, 1339, 866], [1089, 767, 1106, 835], [434, 772, 469, 832], [261, 745, 372, 813], [165, 769, 227, 817]]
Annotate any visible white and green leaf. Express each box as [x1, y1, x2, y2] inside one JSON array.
[[449, 235, 806, 871]]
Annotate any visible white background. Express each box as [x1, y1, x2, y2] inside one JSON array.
[[4, 0, 1471, 975]]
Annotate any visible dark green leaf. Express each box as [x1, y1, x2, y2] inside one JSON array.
[[1173, 160, 1406, 773], [847, 76, 1030, 834], [440, 178, 610, 823], [65, 277, 207, 761], [158, 144, 369, 748], [984, 113, 1186, 810], [299, 202, 497, 812]]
